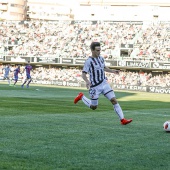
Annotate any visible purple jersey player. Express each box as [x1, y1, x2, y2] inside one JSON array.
[[21, 61, 33, 88], [10, 65, 21, 86]]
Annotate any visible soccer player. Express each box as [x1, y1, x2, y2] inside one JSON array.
[[1, 64, 12, 86], [11, 65, 21, 86], [21, 61, 32, 88], [74, 42, 132, 125]]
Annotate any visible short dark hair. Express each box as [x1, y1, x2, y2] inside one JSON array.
[[90, 42, 100, 51]]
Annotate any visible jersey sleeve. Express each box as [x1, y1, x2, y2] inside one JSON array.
[[82, 58, 90, 74]]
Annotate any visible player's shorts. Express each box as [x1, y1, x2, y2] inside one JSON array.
[[14, 75, 18, 81], [3, 75, 9, 79], [89, 79, 116, 106], [26, 74, 31, 79]]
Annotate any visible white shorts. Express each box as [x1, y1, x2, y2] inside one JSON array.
[[4, 75, 9, 79], [89, 80, 116, 106]]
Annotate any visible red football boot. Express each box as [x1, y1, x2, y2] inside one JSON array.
[[121, 118, 133, 125], [74, 92, 84, 104]]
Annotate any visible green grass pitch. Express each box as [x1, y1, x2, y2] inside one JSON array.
[[0, 83, 170, 170]]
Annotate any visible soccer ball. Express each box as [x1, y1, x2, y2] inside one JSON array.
[[163, 121, 170, 132]]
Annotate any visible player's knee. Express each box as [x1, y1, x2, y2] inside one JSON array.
[[110, 98, 118, 105], [90, 105, 97, 110]]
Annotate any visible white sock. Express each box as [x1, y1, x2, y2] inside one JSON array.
[[82, 95, 91, 108], [113, 103, 124, 120], [8, 79, 10, 85]]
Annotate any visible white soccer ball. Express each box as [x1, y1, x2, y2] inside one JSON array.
[[163, 121, 170, 132]]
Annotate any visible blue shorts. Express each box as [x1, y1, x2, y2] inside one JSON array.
[[26, 74, 31, 79], [14, 75, 18, 81]]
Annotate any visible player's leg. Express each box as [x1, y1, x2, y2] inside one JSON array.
[[102, 82, 124, 119], [13, 81, 17, 86], [10, 77, 14, 82], [103, 82, 132, 125], [26, 75, 32, 88], [6, 76, 11, 85], [13, 76, 18, 86], [74, 86, 100, 110], [1, 75, 9, 84], [88, 87, 99, 110], [21, 78, 28, 87], [74, 92, 92, 108], [26, 79, 32, 88]]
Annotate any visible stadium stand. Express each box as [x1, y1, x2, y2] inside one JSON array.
[[0, 1, 170, 93], [0, 21, 169, 61], [0, 65, 170, 88]]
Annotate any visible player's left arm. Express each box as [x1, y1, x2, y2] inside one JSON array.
[[104, 66, 120, 74]]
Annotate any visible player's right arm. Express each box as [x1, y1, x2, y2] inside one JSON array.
[[82, 72, 91, 89], [82, 59, 91, 89]]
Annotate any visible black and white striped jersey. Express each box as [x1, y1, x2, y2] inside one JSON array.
[[82, 56, 106, 87]]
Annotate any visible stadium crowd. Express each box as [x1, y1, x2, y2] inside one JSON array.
[[0, 21, 170, 61], [0, 21, 170, 88], [32, 67, 170, 87], [1, 65, 169, 87]]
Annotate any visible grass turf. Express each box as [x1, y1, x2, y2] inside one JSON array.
[[0, 83, 170, 170]]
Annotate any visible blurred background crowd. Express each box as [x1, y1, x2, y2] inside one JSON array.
[[0, 20, 170, 88], [0, 21, 170, 61], [1, 65, 170, 87]]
